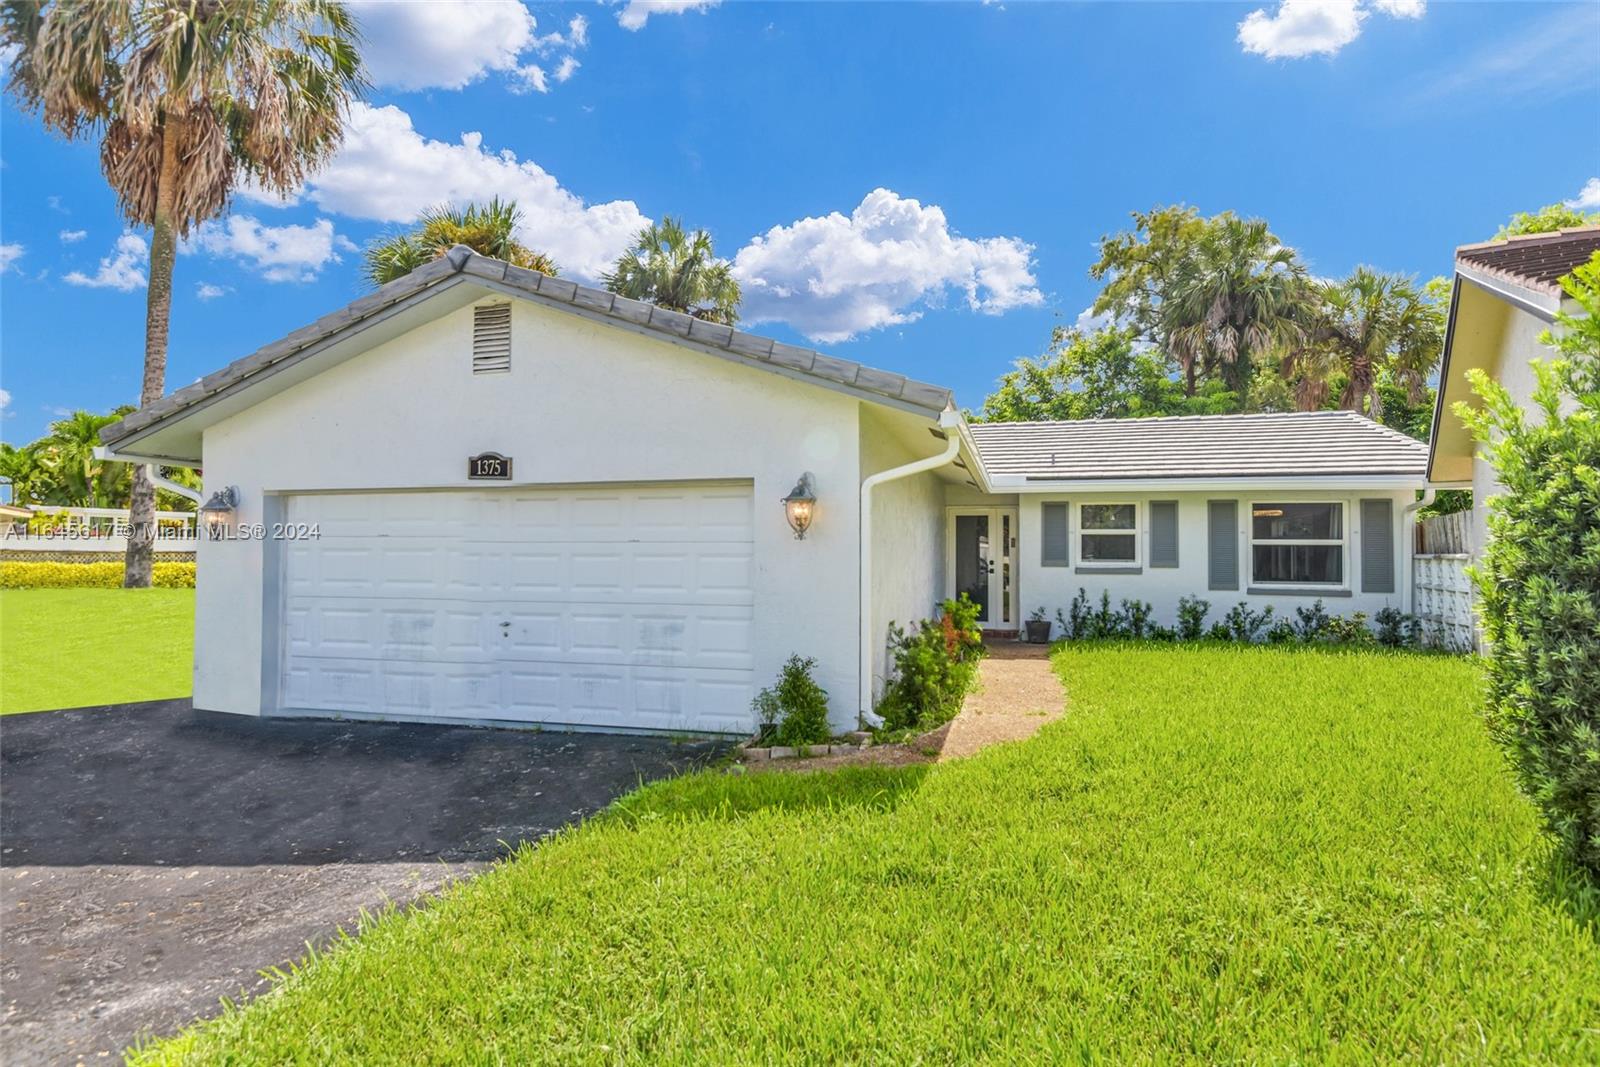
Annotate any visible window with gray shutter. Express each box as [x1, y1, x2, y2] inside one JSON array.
[[1149, 500, 1179, 568], [1040, 502, 1069, 567], [1208, 500, 1238, 590], [472, 303, 512, 373], [1360, 498, 1395, 593]]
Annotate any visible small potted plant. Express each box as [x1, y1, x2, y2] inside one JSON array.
[[1025, 607, 1053, 644]]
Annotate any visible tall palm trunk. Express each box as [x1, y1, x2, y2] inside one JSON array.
[[123, 120, 180, 588]]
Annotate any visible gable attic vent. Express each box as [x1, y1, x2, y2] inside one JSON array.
[[472, 303, 512, 374]]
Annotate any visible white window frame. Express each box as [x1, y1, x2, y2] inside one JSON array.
[[1076, 501, 1141, 569], [1248, 500, 1349, 589]]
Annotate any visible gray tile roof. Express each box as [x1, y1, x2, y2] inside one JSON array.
[[102, 245, 954, 446], [967, 411, 1429, 480]]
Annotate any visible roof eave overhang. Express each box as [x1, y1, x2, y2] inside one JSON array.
[[993, 473, 1427, 493]]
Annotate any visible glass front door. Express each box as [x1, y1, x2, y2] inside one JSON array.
[[949, 508, 1017, 628]]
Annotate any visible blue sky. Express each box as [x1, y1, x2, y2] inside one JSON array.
[[2, 0, 1597, 445]]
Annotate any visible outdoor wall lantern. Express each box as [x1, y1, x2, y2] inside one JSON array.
[[781, 472, 817, 540], [198, 486, 239, 533]]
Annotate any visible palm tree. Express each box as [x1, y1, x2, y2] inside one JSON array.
[[363, 198, 558, 286], [1280, 268, 1443, 417], [3, 0, 363, 585], [1161, 215, 1308, 397], [602, 217, 741, 325]]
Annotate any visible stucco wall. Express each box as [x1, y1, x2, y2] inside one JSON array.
[[1016, 489, 1415, 635], [194, 294, 870, 732], [860, 417, 945, 707], [1471, 307, 1554, 559]]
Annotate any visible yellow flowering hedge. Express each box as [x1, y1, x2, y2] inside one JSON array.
[[0, 561, 196, 589]]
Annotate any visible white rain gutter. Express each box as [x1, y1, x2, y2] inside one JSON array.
[[1401, 486, 1438, 616], [93, 446, 203, 504], [859, 405, 963, 722]]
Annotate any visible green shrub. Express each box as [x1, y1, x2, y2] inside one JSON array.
[[1219, 603, 1274, 642], [1374, 606, 1421, 648], [764, 655, 832, 747], [0, 560, 196, 588], [1293, 600, 1332, 641], [1459, 251, 1600, 879], [877, 595, 984, 734], [1176, 595, 1210, 640]]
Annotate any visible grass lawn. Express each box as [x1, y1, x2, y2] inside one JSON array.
[[0, 588, 194, 714], [132, 644, 1600, 1064]]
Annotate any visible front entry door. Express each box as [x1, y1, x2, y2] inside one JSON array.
[[948, 508, 1018, 629]]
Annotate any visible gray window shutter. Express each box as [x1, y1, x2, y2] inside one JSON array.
[[1041, 503, 1069, 567], [1149, 500, 1179, 568], [1360, 498, 1395, 593], [1207, 500, 1238, 590]]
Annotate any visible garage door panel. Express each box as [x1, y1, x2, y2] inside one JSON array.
[[279, 484, 754, 732]]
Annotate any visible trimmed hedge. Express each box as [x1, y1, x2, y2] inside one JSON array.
[[0, 561, 196, 589]]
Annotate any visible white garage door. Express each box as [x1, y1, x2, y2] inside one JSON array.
[[278, 484, 755, 734]]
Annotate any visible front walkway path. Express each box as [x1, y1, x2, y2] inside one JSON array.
[[940, 642, 1066, 761]]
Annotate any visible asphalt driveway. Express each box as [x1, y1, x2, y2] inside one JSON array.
[[0, 700, 726, 1064]]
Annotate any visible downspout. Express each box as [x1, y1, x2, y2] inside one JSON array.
[[859, 405, 963, 723], [1401, 486, 1437, 616], [93, 447, 204, 505]]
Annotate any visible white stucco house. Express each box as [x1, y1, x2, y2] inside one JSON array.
[[101, 245, 1430, 737], [1427, 226, 1598, 554]]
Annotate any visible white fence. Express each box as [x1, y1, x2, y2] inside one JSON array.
[[1413, 553, 1475, 652], [2, 506, 198, 555]]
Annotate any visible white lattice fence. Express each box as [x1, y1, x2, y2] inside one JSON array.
[[1414, 554, 1475, 651]]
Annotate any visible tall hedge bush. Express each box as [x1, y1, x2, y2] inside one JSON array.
[[1459, 252, 1600, 879]]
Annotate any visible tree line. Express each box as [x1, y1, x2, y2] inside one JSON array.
[[976, 201, 1597, 437]]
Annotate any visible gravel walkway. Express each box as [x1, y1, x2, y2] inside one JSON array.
[[940, 642, 1065, 761]]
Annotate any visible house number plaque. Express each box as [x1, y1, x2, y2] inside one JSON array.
[[467, 452, 513, 480]]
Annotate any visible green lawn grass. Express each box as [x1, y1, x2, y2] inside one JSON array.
[[0, 588, 194, 714], [132, 644, 1600, 1064]]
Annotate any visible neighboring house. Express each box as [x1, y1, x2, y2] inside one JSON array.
[[1428, 226, 1600, 555], [101, 246, 1426, 737]]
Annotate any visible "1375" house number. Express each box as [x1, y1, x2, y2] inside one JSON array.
[[467, 452, 513, 480]]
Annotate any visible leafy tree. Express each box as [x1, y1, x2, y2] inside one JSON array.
[[1088, 205, 1209, 355], [602, 217, 741, 325], [977, 325, 1235, 422], [0, 442, 53, 506], [1494, 202, 1599, 240], [40, 410, 131, 508], [1458, 251, 1600, 880], [1280, 267, 1444, 417], [3, 0, 363, 585], [363, 198, 557, 286]]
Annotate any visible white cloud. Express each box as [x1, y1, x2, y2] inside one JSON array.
[[1237, 0, 1424, 59], [730, 188, 1042, 343], [187, 216, 350, 283], [64, 233, 147, 291], [292, 102, 649, 280], [195, 282, 230, 300], [350, 1, 587, 93], [1238, 1, 1366, 59], [617, 0, 721, 32], [0, 388, 10, 411], [512, 63, 550, 94], [554, 55, 581, 83], [58, 229, 87, 243], [1564, 177, 1600, 211], [0, 242, 22, 274], [1372, 0, 1424, 16]]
